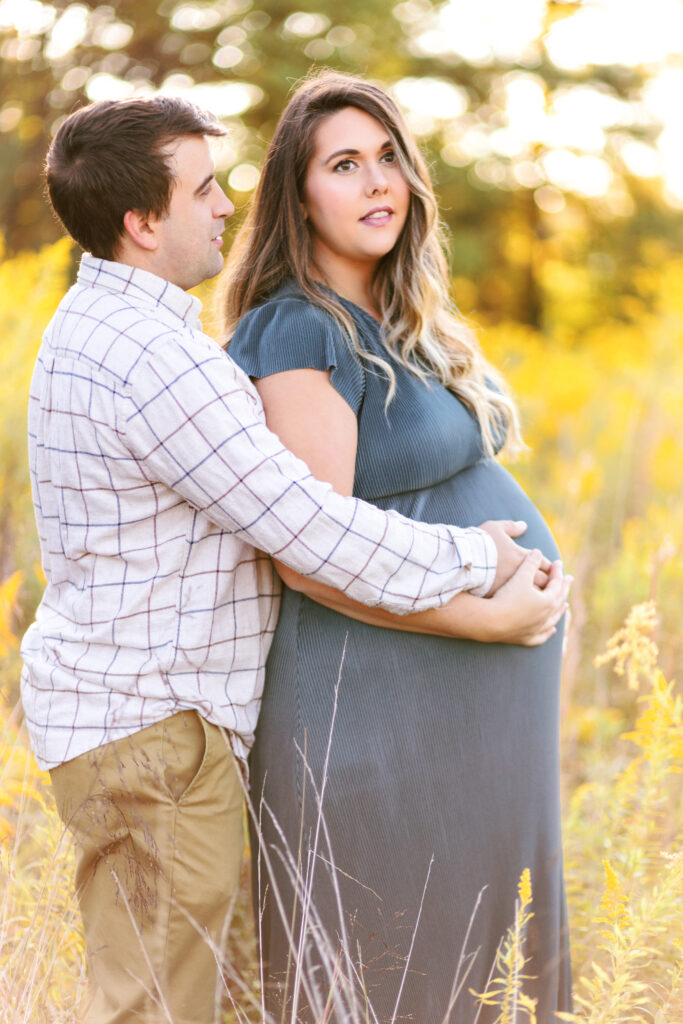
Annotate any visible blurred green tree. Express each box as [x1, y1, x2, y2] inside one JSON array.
[[1, 0, 681, 324]]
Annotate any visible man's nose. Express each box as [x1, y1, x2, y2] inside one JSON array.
[[216, 185, 235, 218]]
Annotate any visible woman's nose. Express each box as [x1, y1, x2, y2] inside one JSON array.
[[365, 164, 389, 196]]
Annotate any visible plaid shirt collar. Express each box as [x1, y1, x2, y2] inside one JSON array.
[[78, 254, 203, 329]]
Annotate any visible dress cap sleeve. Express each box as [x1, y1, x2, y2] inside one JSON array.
[[228, 294, 365, 415]]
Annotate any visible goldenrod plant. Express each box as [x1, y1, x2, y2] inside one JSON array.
[[471, 870, 538, 1024], [560, 604, 683, 1023]]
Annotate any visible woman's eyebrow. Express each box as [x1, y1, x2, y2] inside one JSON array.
[[322, 140, 393, 165], [323, 148, 359, 165]]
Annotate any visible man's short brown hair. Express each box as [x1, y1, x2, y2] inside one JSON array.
[[46, 97, 226, 260]]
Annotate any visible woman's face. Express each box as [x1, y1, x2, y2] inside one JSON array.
[[303, 106, 410, 284]]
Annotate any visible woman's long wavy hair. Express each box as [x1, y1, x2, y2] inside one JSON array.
[[221, 71, 522, 456]]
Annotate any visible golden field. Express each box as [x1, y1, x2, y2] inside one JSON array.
[[1, 239, 681, 1022]]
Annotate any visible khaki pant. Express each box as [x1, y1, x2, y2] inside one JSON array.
[[50, 711, 244, 1024]]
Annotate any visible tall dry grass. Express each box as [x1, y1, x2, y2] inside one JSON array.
[[1, 240, 681, 1021], [0, 694, 87, 1019], [2, 598, 680, 1022]]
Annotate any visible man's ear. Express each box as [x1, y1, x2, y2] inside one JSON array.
[[122, 209, 159, 252]]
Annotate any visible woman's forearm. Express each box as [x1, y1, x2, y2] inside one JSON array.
[[255, 368, 569, 647], [278, 558, 492, 637], [277, 552, 569, 647]]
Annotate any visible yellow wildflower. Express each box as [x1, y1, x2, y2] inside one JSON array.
[[594, 600, 659, 691]]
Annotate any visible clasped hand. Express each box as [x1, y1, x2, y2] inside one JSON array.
[[478, 519, 572, 647]]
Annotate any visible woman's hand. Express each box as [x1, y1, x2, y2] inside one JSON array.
[[432, 549, 571, 646], [471, 551, 571, 646]]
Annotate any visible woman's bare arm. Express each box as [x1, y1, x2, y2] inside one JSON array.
[[255, 368, 570, 646]]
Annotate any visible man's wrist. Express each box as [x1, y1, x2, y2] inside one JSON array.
[[464, 527, 498, 597]]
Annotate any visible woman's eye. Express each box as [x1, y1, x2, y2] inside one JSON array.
[[333, 158, 356, 173], [381, 150, 396, 165]]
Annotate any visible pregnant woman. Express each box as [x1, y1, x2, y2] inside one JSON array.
[[225, 72, 572, 1022]]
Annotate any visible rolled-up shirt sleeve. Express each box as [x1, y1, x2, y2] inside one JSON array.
[[124, 336, 497, 611]]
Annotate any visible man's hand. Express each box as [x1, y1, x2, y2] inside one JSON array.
[[479, 519, 552, 595]]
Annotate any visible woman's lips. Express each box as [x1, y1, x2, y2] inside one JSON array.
[[360, 207, 394, 226]]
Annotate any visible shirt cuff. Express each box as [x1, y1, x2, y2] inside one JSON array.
[[458, 527, 497, 597]]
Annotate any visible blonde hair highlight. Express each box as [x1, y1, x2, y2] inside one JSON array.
[[221, 71, 522, 457]]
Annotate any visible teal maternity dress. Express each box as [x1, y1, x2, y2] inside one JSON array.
[[229, 282, 572, 1023]]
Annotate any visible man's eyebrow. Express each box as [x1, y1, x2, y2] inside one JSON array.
[[194, 172, 215, 195], [323, 140, 393, 165]]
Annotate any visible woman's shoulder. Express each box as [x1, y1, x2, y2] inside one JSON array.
[[230, 282, 340, 347], [227, 282, 338, 354], [227, 281, 365, 412]]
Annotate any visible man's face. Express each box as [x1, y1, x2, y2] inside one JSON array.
[[151, 135, 234, 291]]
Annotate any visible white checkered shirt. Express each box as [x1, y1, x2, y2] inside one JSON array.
[[20, 256, 496, 770]]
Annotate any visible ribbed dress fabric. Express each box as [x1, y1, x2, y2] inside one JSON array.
[[229, 282, 572, 1024]]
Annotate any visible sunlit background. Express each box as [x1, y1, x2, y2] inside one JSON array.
[[1, 4, 683, 1020], [2, 0, 683, 246]]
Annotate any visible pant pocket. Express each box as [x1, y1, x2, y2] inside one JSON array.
[[161, 711, 207, 803]]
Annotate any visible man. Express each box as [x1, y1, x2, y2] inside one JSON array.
[[21, 96, 550, 1023]]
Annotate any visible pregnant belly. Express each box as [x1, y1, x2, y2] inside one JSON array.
[[368, 458, 561, 563], [260, 456, 565, 860]]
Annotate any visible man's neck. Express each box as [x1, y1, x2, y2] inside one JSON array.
[[111, 245, 172, 285]]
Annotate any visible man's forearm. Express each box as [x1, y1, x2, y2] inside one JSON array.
[[126, 341, 497, 612]]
